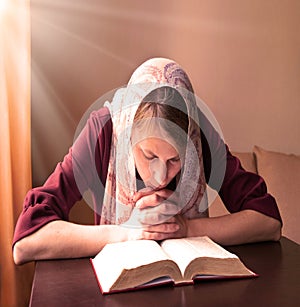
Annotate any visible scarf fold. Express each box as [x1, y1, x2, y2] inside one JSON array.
[[101, 58, 208, 225]]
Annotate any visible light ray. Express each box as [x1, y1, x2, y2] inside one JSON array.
[[31, 57, 77, 185], [0, 0, 8, 14], [31, 5, 135, 67]]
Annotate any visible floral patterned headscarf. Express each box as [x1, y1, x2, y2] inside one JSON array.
[[101, 58, 208, 225]]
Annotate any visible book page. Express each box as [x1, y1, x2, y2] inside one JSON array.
[[91, 240, 172, 292], [160, 236, 238, 277]]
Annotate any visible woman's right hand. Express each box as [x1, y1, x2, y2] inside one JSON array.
[[134, 188, 180, 224], [121, 188, 187, 241]]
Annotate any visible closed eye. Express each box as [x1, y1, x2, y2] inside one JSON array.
[[169, 157, 180, 163], [143, 152, 157, 160]]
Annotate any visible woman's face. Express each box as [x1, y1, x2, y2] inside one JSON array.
[[132, 137, 182, 189]]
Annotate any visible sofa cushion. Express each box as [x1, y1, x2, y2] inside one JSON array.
[[254, 145, 300, 244]]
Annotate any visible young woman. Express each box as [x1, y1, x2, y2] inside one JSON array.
[[13, 58, 282, 265]]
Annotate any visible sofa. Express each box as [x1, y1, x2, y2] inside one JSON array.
[[209, 145, 300, 245]]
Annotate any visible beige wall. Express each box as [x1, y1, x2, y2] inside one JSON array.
[[31, 0, 300, 186]]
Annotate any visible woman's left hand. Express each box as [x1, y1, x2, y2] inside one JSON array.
[[123, 187, 188, 240], [123, 214, 188, 241], [133, 188, 180, 225]]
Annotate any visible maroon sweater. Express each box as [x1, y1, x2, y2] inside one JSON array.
[[13, 107, 282, 245]]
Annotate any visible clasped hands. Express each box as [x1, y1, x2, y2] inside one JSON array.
[[123, 187, 188, 241]]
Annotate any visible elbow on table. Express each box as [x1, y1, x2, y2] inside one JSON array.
[[13, 238, 32, 265], [269, 218, 282, 242]]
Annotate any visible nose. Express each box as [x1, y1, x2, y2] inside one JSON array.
[[149, 159, 167, 188]]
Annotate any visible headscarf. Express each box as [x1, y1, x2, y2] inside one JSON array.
[[101, 57, 208, 225]]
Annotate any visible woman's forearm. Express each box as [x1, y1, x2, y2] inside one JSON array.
[[187, 209, 282, 245], [13, 220, 129, 265], [13, 210, 282, 265]]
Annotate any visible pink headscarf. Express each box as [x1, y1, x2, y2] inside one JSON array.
[[101, 58, 208, 225]]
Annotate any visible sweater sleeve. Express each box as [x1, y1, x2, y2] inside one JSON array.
[[13, 107, 112, 245], [218, 146, 282, 224], [199, 110, 282, 224]]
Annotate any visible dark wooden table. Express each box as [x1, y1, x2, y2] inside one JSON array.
[[29, 237, 300, 307]]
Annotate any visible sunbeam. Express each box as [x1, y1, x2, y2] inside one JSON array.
[[31, 1, 135, 67], [31, 57, 78, 186]]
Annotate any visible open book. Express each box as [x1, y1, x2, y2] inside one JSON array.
[[90, 236, 257, 294]]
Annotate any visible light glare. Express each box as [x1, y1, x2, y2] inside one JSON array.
[[0, 0, 8, 13]]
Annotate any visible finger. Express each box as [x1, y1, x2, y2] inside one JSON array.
[[166, 216, 176, 223], [143, 222, 179, 233], [136, 193, 179, 211], [154, 189, 177, 200], [139, 212, 177, 226], [134, 188, 177, 203], [142, 232, 172, 241], [137, 203, 179, 225], [142, 227, 182, 241], [138, 210, 161, 225], [141, 202, 179, 217], [133, 187, 154, 202], [130, 207, 178, 226], [135, 193, 164, 209], [157, 202, 180, 215]]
